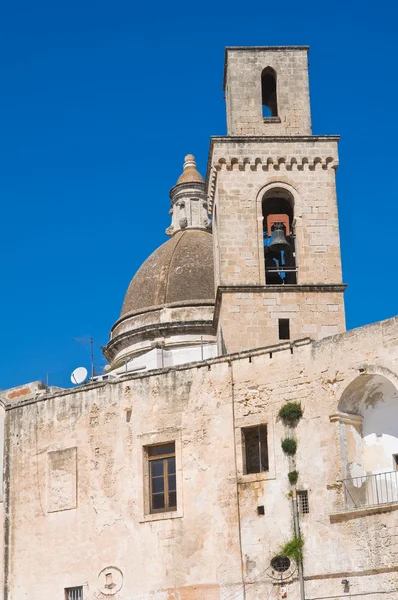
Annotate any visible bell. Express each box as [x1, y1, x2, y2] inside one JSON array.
[[269, 222, 290, 252]]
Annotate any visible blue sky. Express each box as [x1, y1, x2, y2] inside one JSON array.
[[1, 0, 397, 389]]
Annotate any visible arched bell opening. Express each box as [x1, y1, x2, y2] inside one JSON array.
[[261, 67, 278, 118], [262, 189, 297, 285], [337, 374, 398, 507]]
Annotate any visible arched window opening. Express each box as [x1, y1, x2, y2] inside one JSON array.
[[262, 191, 296, 284], [337, 374, 398, 509], [261, 68, 278, 118]]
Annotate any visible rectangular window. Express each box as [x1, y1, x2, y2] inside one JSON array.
[[278, 319, 290, 340], [148, 442, 176, 513], [65, 587, 83, 600], [297, 490, 309, 514], [243, 425, 269, 474], [393, 454, 398, 471]]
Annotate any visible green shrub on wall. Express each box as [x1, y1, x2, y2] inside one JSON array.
[[281, 438, 297, 455], [279, 402, 303, 424], [288, 470, 299, 485]]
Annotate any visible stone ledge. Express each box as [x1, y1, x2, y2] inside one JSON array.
[[210, 135, 339, 143], [330, 501, 398, 523], [139, 509, 183, 524], [263, 117, 281, 124]]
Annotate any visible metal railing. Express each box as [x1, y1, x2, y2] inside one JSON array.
[[341, 470, 398, 509]]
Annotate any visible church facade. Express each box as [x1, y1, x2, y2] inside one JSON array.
[[1, 46, 398, 600]]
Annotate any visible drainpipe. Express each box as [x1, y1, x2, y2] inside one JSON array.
[[292, 490, 305, 600]]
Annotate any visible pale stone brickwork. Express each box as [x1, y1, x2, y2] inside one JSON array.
[[224, 47, 312, 136], [3, 317, 398, 600], [209, 138, 342, 286], [209, 48, 345, 352], [1, 45, 396, 600], [217, 290, 345, 354]]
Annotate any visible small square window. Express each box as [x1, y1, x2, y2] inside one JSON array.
[[297, 490, 309, 514], [65, 587, 83, 600], [278, 319, 290, 340], [243, 425, 269, 474], [147, 442, 177, 514]]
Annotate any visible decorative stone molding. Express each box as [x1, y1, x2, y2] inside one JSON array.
[[215, 155, 337, 171], [207, 154, 338, 212], [329, 411, 363, 426]]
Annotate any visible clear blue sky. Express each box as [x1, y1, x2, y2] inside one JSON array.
[[1, 0, 397, 389]]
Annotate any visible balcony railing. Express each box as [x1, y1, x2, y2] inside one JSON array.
[[341, 471, 398, 509]]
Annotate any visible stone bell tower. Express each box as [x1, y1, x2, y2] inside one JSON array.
[[207, 46, 346, 354]]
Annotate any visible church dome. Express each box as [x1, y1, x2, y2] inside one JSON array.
[[103, 154, 217, 371], [121, 230, 214, 316]]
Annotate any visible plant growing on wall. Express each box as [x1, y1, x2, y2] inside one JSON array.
[[288, 470, 299, 485], [281, 438, 297, 455], [280, 534, 304, 564], [279, 402, 303, 425]]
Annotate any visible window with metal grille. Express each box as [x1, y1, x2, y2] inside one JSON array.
[[65, 586, 83, 600], [297, 490, 309, 514], [148, 442, 176, 513], [243, 425, 269, 474]]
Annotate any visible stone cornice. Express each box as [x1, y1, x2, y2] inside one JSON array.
[[104, 320, 215, 361], [213, 284, 347, 327], [205, 136, 340, 208], [210, 134, 339, 144], [110, 299, 215, 333]]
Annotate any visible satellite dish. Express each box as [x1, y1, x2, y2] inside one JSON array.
[[71, 366, 88, 385]]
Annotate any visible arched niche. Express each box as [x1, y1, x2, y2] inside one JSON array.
[[335, 374, 398, 506]]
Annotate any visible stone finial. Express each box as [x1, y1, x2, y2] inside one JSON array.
[[166, 154, 211, 237], [176, 154, 205, 185]]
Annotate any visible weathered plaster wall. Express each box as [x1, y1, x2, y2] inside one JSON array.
[[4, 316, 398, 600]]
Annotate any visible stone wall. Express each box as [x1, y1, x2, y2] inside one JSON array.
[[208, 136, 345, 351], [217, 288, 345, 354], [3, 316, 398, 600], [224, 47, 312, 137]]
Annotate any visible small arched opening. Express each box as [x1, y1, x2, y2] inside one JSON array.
[[261, 68, 278, 118], [337, 374, 398, 508], [262, 189, 296, 284]]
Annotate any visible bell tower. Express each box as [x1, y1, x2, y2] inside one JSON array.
[[208, 46, 346, 354]]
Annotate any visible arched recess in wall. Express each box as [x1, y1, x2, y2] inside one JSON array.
[[261, 67, 278, 118], [337, 373, 398, 506], [261, 186, 297, 285]]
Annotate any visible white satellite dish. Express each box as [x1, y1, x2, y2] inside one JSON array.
[[71, 366, 88, 385]]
